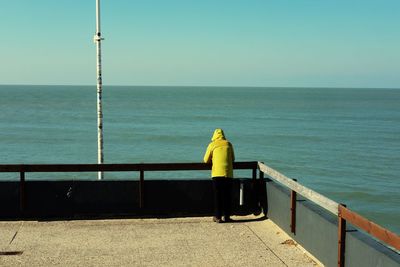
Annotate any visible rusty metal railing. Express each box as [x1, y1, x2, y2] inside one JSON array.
[[257, 161, 400, 267]]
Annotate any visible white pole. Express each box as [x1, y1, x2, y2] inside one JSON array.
[[94, 0, 104, 180]]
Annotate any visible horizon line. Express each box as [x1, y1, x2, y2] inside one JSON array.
[[0, 83, 399, 90]]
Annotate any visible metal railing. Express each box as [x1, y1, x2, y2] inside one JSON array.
[[258, 161, 400, 266], [0, 161, 259, 212], [0, 162, 257, 173]]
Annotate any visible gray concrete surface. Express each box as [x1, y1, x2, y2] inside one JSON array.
[[0, 216, 320, 266]]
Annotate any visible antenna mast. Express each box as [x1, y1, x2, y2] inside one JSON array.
[[94, 0, 104, 180]]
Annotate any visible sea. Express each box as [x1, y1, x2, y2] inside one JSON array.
[[0, 85, 399, 234]]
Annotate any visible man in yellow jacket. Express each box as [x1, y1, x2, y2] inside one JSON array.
[[203, 129, 235, 223]]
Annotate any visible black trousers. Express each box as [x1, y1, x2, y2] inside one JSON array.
[[212, 177, 232, 219]]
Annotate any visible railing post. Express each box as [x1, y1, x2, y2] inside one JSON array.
[[252, 167, 257, 181], [258, 162, 264, 181], [259, 169, 264, 180], [257, 162, 268, 215], [139, 170, 144, 208], [250, 166, 258, 213], [290, 178, 297, 234], [20, 171, 25, 215], [338, 203, 347, 267]]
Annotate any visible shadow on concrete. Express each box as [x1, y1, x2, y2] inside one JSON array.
[[227, 215, 268, 223]]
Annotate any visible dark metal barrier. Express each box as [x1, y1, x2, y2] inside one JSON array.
[[0, 161, 260, 218]]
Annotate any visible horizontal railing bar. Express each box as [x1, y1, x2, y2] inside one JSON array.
[[0, 161, 258, 173], [258, 161, 339, 216], [339, 205, 400, 251]]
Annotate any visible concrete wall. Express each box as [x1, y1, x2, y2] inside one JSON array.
[[264, 179, 400, 267], [0, 178, 260, 219]]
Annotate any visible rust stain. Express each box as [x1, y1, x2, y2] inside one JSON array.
[[281, 239, 297, 246]]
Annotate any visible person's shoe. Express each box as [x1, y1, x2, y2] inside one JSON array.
[[223, 216, 232, 222], [213, 216, 222, 223]]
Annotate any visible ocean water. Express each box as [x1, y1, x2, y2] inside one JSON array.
[[0, 85, 399, 234]]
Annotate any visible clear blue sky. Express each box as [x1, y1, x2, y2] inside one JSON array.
[[1, 1, 399, 88]]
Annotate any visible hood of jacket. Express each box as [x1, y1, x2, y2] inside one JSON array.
[[211, 128, 226, 141]]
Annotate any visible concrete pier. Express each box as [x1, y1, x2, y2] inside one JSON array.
[[0, 215, 319, 266]]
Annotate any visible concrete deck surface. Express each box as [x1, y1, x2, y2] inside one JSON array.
[[0, 216, 320, 266]]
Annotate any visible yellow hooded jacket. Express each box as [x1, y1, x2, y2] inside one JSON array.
[[203, 129, 235, 178]]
